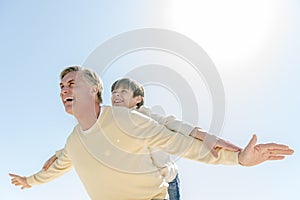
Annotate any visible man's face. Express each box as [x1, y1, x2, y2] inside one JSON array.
[[111, 87, 141, 109], [60, 71, 93, 115]]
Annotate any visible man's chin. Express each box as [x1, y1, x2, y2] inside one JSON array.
[[65, 107, 74, 115]]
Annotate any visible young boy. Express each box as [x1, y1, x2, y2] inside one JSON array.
[[110, 78, 241, 200]]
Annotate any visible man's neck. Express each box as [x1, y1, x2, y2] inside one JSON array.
[[76, 105, 101, 131]]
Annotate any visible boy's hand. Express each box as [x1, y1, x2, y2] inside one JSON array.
[[204, 135, 242, 158], [190, 128, 242, 158]]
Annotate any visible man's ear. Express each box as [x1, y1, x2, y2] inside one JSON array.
[[90, 85, 99, 95]]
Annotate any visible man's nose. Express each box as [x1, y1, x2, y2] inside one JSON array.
[[61, 86, 71, 94]]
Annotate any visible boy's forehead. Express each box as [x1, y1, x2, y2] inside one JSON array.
[[114, 83, 130, 89], [113, 84, 133, 92]]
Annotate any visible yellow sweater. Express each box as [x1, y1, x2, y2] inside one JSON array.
[[27, 106, 239, 200]]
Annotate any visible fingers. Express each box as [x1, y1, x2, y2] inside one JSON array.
[[249, 134, 257, 147], [11, 179, 21, 185], [21, 185, 31, 190], [9, 173, 19, 178], [43, 162, 50, 170], [219, 141, 242, 151], [43, 158, 52, 170], [210, 149, 219, 158], [259, 145, 294, 162], [205, 134, 240, 151], [263, 143, 293, 151], [225, 142, 242, 150], [257, 143, 294, 156], [43, 155, 58, 171], [11, 178, 23, 187], [268, 148, 294, 155], [203, 135, 242, 155], [244, 134, 257, 151], [9, 173, 31, 189], [10, 175, 23, 183]]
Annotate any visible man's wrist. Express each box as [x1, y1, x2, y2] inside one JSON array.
[[237, 151, 249, 166]]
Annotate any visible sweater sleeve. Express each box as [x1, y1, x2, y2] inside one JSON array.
[[55, 148, 64, 157], [114, 107, 239, 165], [27, 148, 73, 186], [147, 126, 239, 165]]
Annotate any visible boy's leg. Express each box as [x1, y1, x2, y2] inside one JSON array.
[[167, 174, 181, 200]]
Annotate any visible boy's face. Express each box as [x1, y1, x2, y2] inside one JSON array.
[[111, 87, 142, 108]]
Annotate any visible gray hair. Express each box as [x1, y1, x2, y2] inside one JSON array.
[[60, 66, 103, 104]]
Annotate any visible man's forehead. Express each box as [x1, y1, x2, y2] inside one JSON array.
[[61, 71, 83, 83]]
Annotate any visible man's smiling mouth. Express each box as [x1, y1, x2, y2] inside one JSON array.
[[64, 97, 74, 103]]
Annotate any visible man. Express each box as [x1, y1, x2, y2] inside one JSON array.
[[10, 66, 294, 200], [42, 77, 241, 200]]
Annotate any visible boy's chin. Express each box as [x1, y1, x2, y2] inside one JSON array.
[[113, 103, 125, 107]]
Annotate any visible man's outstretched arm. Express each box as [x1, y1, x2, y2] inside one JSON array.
[[9, 148, 73, 189]]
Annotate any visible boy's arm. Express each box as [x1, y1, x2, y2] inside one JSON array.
[[137, 106, 194, 135], [189, 127, 242, 157], [138, 106, 241, 157]]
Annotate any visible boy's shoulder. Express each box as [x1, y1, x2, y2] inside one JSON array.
[[103, 105, 152, 120], [135, 105, 151, 116]]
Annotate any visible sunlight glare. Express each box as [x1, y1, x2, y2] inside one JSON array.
[[169, 0, 281, 64]]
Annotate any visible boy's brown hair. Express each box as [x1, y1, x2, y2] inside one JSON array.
[[111, 78, 144, 109]]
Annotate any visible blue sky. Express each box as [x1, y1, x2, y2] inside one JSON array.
[[1, 0, 299, 199]]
